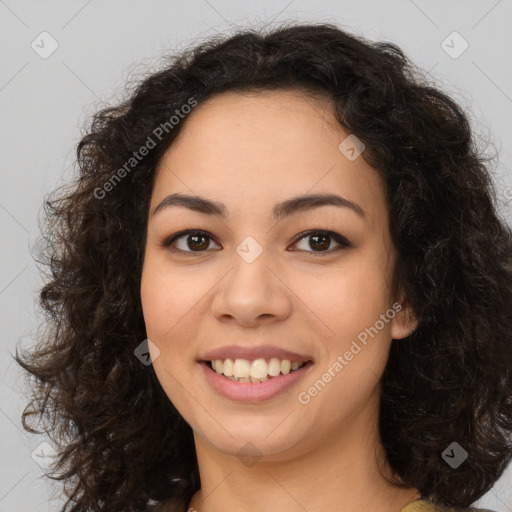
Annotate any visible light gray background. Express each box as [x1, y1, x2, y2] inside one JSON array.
[[1, 1, 511, 511]]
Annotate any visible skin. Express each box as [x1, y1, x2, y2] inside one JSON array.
[[140, 89, 420, 512]]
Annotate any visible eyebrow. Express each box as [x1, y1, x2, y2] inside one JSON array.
[[151, 192, 365, 221]]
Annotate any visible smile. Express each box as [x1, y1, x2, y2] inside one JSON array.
[[208, 357, 305, 382], [200, 359, 314, 402]]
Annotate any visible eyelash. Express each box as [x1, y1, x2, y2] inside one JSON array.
[[159, 229, 352, 257]]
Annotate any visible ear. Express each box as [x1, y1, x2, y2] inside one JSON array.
[[390, 292, 417, 340]]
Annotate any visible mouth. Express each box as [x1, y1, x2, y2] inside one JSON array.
[[199, 358, 314, 402], [201, 357, 313, 383]]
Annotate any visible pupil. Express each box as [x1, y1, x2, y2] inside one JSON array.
[[188, 234, 208, 251], [310, 234, 330, 251]]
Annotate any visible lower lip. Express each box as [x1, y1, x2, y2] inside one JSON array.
[[199, 361, 314, 402]]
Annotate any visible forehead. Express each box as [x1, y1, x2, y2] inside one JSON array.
[[167, 88, 340, 159], [151, 89, 387, 228]]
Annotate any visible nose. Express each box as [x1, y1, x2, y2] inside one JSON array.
[[210, 249, 292, 327]]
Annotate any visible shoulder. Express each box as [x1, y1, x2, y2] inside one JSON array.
[[401, 499, 497, 512]]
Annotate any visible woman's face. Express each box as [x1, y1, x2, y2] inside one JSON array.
[[140, 89, 415, 461]]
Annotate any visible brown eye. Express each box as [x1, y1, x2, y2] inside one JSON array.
[[161, 230, 221, 254], [291, 230, 352, 254]]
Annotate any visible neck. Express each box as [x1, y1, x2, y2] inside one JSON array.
[[186, 389, 420, 512]]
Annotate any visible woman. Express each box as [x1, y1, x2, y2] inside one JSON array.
[[15, 23, 512, 512]]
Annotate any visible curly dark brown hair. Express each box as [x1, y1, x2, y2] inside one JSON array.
[[14, 22, 512, 512]]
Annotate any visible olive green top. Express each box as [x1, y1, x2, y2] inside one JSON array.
[[401, 498, 496, 512]]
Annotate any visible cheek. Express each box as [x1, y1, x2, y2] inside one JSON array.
[[140, 252, 201, 338], [297, 253, 394, 393], [140, 255, 199, 407], [140, 266, 170, 339], [299, 257, 392, 336], [140, 251, 212, 385]]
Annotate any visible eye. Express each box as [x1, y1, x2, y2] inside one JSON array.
[[290, 230, 352, 255], [160, 229, 221, 255], [160, 229, 352, 256]]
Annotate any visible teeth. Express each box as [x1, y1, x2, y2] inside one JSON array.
[[210, 357, 306, 382], [223, 358, 234, 376], [250, 359, 268, 379], [268, 358, 281, 376], [233, 359, 251, 378]]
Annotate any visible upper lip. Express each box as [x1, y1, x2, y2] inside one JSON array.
[[198, 345, 313, 363]]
